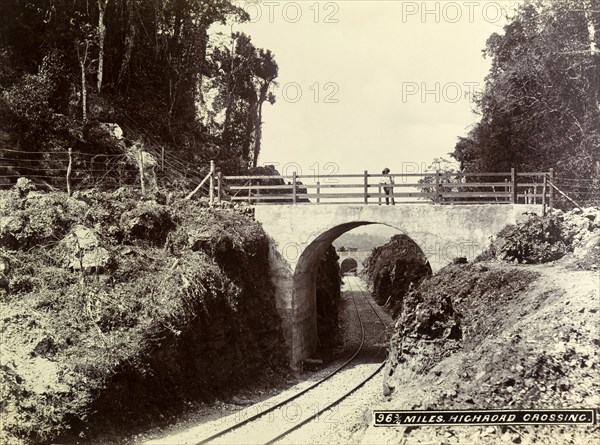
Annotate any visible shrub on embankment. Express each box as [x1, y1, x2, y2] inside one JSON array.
[[382, 261, 600, 443], [362, 234, 431, 317], [379, 208, 600, 442], [478, 207, 600, 268], [0, 182, 288, 444], [383, 264, 539, 397], [384, 207, 600, 394]]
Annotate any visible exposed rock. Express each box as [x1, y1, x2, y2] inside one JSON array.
[[15, 177, 36, 196], [61, 225, 111, 274], [120, 201, 174, 246], [69, 247, 111, 273], [98, 122, 124, 140], [0, 253, 10, 275], [228, 396, 253, 406], [302, 358, 324, 371], [0, 215, 24, 249], [67, 225, 100, 250], [573, 233, 600, 258], [0, 252, 10, 290]]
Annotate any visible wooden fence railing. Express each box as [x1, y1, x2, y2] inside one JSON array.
[[208, 168, 555, 208]]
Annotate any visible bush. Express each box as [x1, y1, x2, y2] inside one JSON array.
[[492, 215, 567, 263], [0, 191, 80, 250], [478, 208, 600, 264], [362, 234, 431, 316]]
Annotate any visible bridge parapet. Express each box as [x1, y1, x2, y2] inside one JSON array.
[[217, 169, 553, 208]]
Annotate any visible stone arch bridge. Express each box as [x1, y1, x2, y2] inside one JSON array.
[[253, 203, 541, 367]]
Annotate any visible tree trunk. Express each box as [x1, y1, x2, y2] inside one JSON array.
[[253, 94, 264, 169], [96, 0, 109, 93], [243, 99, 256, 164], [584, 5, 600, 111], [77, 41, 90, 123], [584, 4, 598, 55], [195, 28, 209, 109], [118, 0, 136, 85]]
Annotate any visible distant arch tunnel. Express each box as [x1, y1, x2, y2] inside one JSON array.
[[337, 251, 371, 275], [340, 257, 358, 275], [254, 203, 541, 367]]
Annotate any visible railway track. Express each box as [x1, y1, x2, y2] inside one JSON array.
[[186, 276, 390, 445]]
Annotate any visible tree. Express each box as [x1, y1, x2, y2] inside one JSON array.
[[211, 32, 278, 171], [418, 157, 464, 202], [0, 0, 274, 189], [251, 48, 278, 168], [453, 0, 600, 204]]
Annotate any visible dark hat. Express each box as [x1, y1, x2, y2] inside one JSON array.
[[382, 168, 390, 174]]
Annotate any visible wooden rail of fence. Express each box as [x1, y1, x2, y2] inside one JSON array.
[[203, 166, 555, 208]]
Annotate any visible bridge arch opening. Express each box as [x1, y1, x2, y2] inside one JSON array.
[[292, 221, 429, 363]]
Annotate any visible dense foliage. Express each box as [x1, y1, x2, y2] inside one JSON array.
[[0, 0, 278, 190], [452, 0, 600, 205], [481, 214, 569, 263], [478, 207, 600, 265]]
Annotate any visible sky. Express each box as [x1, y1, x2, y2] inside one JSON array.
[[220, 0, 521, 178]]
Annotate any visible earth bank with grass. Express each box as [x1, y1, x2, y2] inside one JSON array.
[[364, 207, 600, 444], [0, 182, 297, 444]]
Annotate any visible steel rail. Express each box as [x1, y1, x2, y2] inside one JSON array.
[[263, 277, 391, 444], [192, 283, 367, 445]]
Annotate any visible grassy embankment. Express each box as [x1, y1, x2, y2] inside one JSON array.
[[1, 183, 291, 444]]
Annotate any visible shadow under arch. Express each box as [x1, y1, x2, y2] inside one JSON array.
[[291, 221, 428, 363]]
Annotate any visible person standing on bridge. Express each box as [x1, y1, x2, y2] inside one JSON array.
[[381, 168, 395, 205]]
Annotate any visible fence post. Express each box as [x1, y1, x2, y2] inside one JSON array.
[[248, 180, 252, 204], [316, 181, 320, 204], [549, 168, 554, 210], [66, 147, 73, 197], [292, 171, 297, 204], [511, 167, 517, 203], [217, 172, 222, 202], [364, 170, 368, 205], [209, 160, 215, 207], [378, 186, 382, 205], [542, 173, 548, 215], [434, 170, 440, 203]]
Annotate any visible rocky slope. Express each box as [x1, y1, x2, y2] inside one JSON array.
[[363, 263, 599, 444], [362, 234, 432, 318], [363, 207, 600, 444], [0, 182, 288, 444]]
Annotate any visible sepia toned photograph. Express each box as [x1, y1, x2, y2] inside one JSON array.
[[0, 1, 599, 444]]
